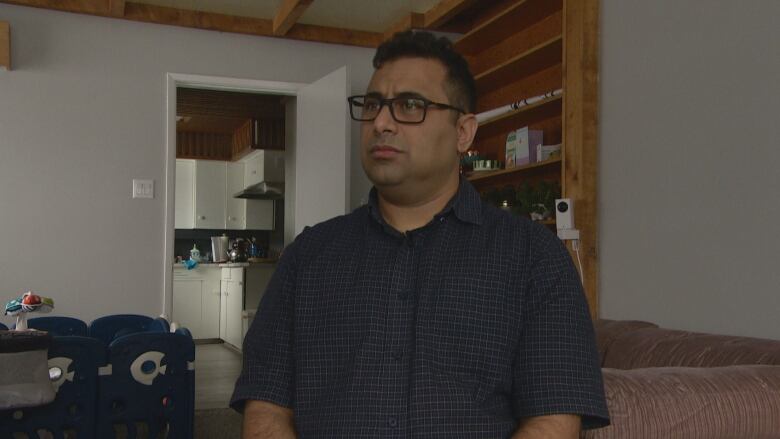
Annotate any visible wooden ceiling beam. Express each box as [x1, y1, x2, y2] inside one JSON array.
[[1, 0, 109, 15], [383, 12, 424, 41], [108, 0, 125, 18], [273, 0, 313, 36], [424, 0, 476, 29], [0, 0, 383, 47]]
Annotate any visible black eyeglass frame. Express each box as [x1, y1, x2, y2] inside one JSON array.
[[347, 94, 466, 124]]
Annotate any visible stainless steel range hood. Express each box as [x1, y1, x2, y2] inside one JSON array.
[[234, 181, 284, 200]]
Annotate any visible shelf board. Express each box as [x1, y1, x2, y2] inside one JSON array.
[[466, 157, 561, 182], [455, 0, 563, 55], [474, 35, 562, 94], [479, 93, 563, 129]]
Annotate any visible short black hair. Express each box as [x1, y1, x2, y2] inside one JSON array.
[[373, 30, 477, 114]]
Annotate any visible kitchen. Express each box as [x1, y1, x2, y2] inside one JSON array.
[[171, 87, 286, 351]]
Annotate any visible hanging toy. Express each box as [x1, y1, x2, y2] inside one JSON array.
[[4, 291, 54, 330]]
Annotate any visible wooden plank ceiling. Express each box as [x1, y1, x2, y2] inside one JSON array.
[[0, 0, 509, 47]]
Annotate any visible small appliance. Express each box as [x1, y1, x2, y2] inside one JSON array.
[[210, 235, 229, 262]]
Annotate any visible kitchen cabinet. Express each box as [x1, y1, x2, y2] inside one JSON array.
[[194, 160, 227, 229], [172, 266, 221, 339], [244, 149, 284, 187], [226, 162, 247, 230], [175, 159, 226, 229], [220, 267, 245, 350], [175, 158, 274, 230], [175, 160, 195, 229]]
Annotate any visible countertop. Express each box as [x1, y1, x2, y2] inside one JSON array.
[[173, 260, 278, 270]]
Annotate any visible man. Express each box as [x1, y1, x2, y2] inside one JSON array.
[[231, 31, 609, 438]]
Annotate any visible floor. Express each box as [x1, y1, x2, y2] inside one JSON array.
[[195, 342, 243, 410]]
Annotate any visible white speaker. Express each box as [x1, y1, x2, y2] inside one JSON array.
[[555, 198, 574, 230]]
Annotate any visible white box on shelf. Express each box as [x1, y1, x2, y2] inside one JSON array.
[[536, 143, 562, 162], [506, 127, 543, 167]]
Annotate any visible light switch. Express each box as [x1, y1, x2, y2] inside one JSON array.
[[132, 179, 154, 199]]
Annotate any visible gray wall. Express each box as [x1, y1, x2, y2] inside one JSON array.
[[599, 0, 780, 338], [0, 5, 374, 325]]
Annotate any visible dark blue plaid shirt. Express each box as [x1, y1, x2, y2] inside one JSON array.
[[231, 178, 609, 438]]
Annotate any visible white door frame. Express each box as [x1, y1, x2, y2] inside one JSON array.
[[162, 73, 306, 319]]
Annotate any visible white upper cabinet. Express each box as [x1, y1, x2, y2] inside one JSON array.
[[176, 158, 274, 230], [175, 160, 195, 229], [244, 150, 284, 187], [226, 162, 247, 230], [194, 160, 227, 229]]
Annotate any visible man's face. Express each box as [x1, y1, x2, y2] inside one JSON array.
[[360, 57, 468, 195]]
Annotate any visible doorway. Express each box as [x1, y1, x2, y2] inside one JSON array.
[[163, 68, 350, 318], [163, 69, 350, 409]]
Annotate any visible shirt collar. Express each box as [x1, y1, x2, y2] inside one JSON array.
[[366, 177, 483, 228]]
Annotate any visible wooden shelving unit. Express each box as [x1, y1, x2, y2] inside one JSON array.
[[456, 0, 600, 316], [454, 0, 563, 55], [474, 36, 562, 94], [0, 21, 10, 71], [467, 157, 561, 183]]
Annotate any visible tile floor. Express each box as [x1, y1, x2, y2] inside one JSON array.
[[194, 343, 243, 410]]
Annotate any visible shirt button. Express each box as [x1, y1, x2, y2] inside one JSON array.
[[439, 217, 445, 223], [392, 350, 402, 361], [388, 417, 398, 427]]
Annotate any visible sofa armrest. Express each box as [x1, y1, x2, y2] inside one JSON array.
[[583, 365, 780, 439]]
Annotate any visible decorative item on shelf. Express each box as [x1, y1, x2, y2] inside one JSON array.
[[506, 126, 543, 168], [472, 159, 502, 172], [481, 181, 561, 222], [460, 150, 482, 173], [536, 143, 561, 163], [515, 181, 559, 221], [476, 89, 563, 124]]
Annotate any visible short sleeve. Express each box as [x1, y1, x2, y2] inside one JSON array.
[[512, 226, 610, 429], [230, 238, 299, 412]]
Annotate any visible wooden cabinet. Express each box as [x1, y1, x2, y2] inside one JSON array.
[[172, 266, 221, 339], [220, 267, 245, 350], [175, 159, 274, 230], [457, 0, 600, 314]]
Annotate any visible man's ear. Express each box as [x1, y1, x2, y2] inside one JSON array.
[[456, 113, 478, 154]]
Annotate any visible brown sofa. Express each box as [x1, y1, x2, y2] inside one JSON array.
[[583, 319, 780, 439]]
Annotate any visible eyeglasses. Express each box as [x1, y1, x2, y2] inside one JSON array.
[[347, 94, 465, 124]]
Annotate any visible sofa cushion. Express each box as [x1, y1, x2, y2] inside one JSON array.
[[602, 327, 780, 369], [583, 365, 780, 439], [592, 319, 659, 366]]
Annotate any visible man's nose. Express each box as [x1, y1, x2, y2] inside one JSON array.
[[372, 104, 397, 134]]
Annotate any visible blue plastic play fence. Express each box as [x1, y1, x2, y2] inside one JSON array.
[[0, 315, 195, 439]]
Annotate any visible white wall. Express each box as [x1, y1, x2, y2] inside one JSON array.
[[0, 5, 374, 325], [599, 0, 780, 338]]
